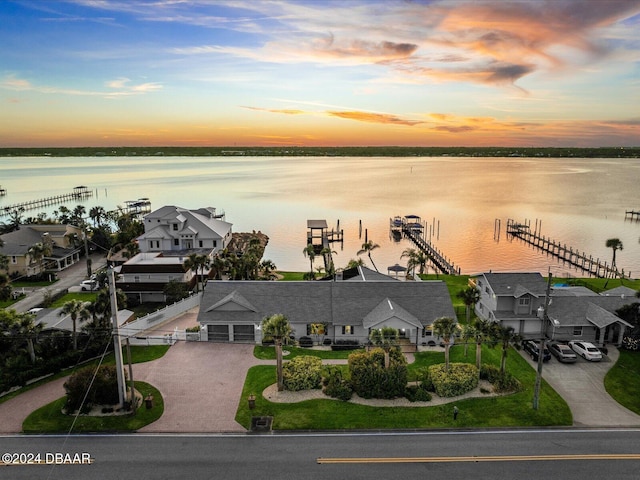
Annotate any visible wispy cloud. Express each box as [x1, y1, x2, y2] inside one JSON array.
[[327, 111, 422, 126], [1, 75, 161, 97]]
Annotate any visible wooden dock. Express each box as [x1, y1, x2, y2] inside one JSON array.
[[0, 186, 92, 217], [392, 215, 460, 275], [625, 209, 640, 221], [306, 219, 343, 270], [0, 185, 6, 196], [506, 218, 630, 279]]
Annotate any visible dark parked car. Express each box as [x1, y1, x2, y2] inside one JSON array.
[[548, 341, 577, 363], [522, 340, 551, 362]]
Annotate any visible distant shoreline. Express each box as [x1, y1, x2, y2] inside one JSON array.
[[0, 146, 638, 158]]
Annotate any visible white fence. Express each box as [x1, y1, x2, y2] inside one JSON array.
[[119, 293, 201, 341]]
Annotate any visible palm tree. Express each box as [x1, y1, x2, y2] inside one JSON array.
[[89, 206, 107, 228], [401, 247, 431, 277], [261, 314, 292, 391], [490, 323, 521, 374], [605, 238, 623, 268], [346, 258, 365, 269], [27, 241, 52, 275], [432, 316, 457, 373], [472, 318, 492, 373], [357, 240, 380, 272], [457, 286, 481, 323], [59, 299, 91, 350], [319, 246, 337, 277], [259, 259, 277, 280], [183, 253, 210, 292], [14, 312, 43, 364], [302, 244, 316, 280], [459, 323, 476, 358], [210, 254, 228, 280], [369, 326, 399, 368]]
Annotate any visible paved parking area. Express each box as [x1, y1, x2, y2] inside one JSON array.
[[520, 346, 640, 427]]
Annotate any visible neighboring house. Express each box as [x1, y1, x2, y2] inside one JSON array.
[[196, 267, 456, 346], [137, 205, 231, 254], [545, 285, 633, 346], [474, 272, 633, 346], [117, 205, 232, 302], [474, 272, 549, 338], [116, 252, 196, 303], [0, 224, 83, 277]]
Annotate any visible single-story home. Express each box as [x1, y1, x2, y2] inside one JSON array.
[[196, 267, 456, 347]]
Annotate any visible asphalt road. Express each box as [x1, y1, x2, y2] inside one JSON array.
[[2, 429, 640, 480]]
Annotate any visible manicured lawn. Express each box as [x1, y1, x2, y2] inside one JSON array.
[[565, 277, 640, 293], [50, 292, 98, 307], [254, 345, 363, 360], [236, 343, 571, 430], [277, 271, 306, 281], [22, 381, 163, 433], [604, 349, 640, 415]]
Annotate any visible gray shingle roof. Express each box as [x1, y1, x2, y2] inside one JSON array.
[[479, 272, 548, 296], [198, 280, 455, 328]]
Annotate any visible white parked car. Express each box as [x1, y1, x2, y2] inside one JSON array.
[[568, 341, 602, 362], [80, 279, 98, 291]]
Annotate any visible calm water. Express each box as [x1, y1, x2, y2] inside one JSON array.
[[2, 156, 639, 278]]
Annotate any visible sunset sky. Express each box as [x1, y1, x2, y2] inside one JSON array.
[[1, 0, 639, 147]]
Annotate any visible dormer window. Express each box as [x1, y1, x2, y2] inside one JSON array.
[[172, 224, 178, 231]]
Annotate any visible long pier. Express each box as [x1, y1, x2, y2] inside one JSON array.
[[625, 209, 640, 221], [0, 186, 92, 217], [392, 215, 460, 275], [506, 218, 630, 279]]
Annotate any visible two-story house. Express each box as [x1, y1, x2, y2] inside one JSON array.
[[0, 224, 83, 277]]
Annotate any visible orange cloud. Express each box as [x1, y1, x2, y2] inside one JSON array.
[[242, 106, 306, 115], [327, 111, 422, 126]]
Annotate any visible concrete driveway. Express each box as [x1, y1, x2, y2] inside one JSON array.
[[521, 346, 640, 427]]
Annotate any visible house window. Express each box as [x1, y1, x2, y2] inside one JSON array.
[[573, 326, 583, 336], [134, 276, 140, 283], [518, 297, 530, 306], [342, 326, 354, 335], [174, 239, 179, 246], [11, 256, 17, 264], [422, 328, 433, 337], [213, 240, 217, 248], [308, 323, 326, 335], [485, 286, 490, 294], [172, 224, 178, 231], [199, 240, 203, 248]]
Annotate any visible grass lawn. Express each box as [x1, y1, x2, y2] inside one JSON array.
[[277, 271, 307, 281], [22, 381, 163, 433], [565, 277, 640, 293], [254, 345, 363, 360], [50, 292, 98, 307], [236, 343, 571, 430], [604, 349, 640, 415]]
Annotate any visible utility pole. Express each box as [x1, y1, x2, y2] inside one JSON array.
[[83, 225, 92, 277], [533, 271, 553, 410], [109, 266, 127, 408]]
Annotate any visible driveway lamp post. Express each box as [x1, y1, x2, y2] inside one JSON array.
[[532, 272, 552, 410]]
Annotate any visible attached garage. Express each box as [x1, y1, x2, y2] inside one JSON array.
[[233, 325, 255, 342], [207, 324, 230, 342]]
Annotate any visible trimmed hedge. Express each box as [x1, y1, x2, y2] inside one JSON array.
[[429, 363, 478, 397], [331, 339, 360, 351]]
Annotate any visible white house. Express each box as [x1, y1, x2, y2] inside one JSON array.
[[117, 206, 232, 302]]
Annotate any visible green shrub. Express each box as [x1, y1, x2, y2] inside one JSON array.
[[282, 355, 322, 391], [63, 364, 126, 413], [322, 365, 353, 401], [404, 384, 432, 402], [348, 348, 407, 399], [428, 363, 478, 397], [480, 364, 521, 393]]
